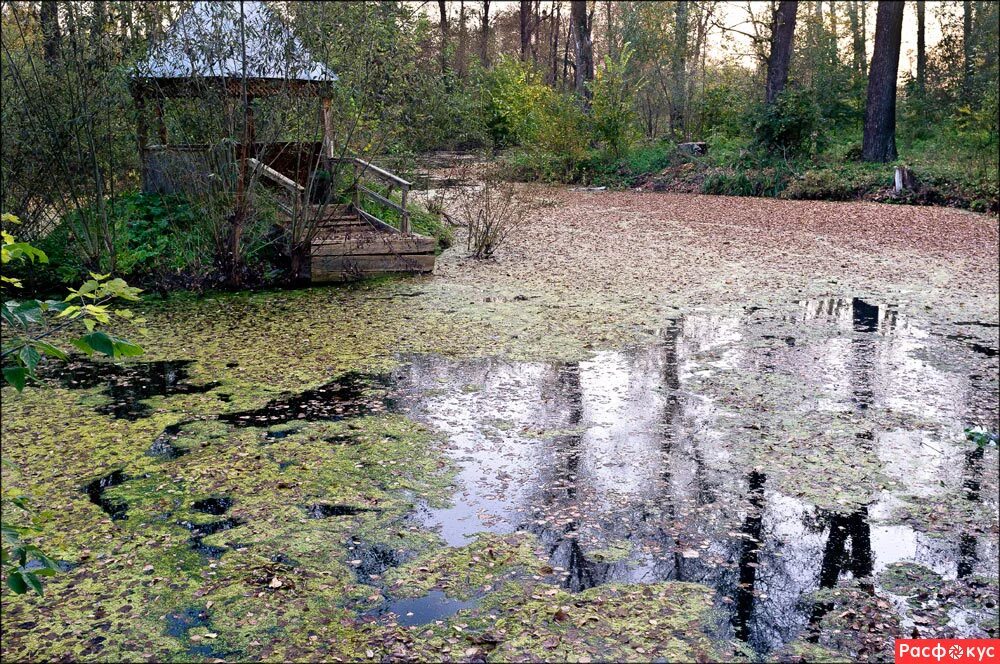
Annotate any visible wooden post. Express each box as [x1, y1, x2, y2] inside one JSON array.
[[352, 160, 361, 214], [400, 184, 410, 234], [134, 91, 149, 192], [155, 97, 168, 145], [321, 97, 334, 159]]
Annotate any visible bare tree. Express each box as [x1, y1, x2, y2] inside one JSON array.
[[670, 1, 688, 137], [480, 0, 491, 66], [765, 1, 799, 105], [40, 1, 62, 68], [520, 0, 531, 61], [916, 0, 926, 95], [862, 1, 905, 163], [962, 0, 973, 101], [570, 0, 593, 101], [438, 0, 449, 76]]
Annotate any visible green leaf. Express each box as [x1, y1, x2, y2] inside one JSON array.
[[33, 341, 68, 360], [23, 572, 43, 595], [3, 366, 27, 391], [18, 345, 41, 373], [7, 571, 28, 594], [70, 338, 95, 355], [79, 332, 115, 357], [112, 339, 144, 358]]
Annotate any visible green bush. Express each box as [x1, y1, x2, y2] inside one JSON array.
[[752, 87, 823, 157], [589, 45, 642, 159]]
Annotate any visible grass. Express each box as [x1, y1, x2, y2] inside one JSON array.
[[501, 127, 998, 214]]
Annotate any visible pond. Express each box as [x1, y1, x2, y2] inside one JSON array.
[[2, 286, 997, 662]]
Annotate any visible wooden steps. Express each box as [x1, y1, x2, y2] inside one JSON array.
[[309, 211, 436, 283]]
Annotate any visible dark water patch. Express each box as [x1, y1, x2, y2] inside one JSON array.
[[192, 497, 233, 515], [148, 424, 190, 459], [82, 470, 133, 520], [953, 321, 1000, 328], [219, 372, 391, 427], [180, 518, 243, 557], [325, 433, 361, 445], [164, 607, 210, 638], [382, 591, 480, 627], [306, 503, 372, 519], [348, 540, 404, 585], [946, 334, 998, 358], [45, 358, 220, 420]]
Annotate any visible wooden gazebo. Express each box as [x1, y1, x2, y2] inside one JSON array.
[[131, 1, 435, 282]]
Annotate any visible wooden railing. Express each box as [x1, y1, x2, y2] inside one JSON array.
[[248, 157, 305, 217], [251, 155, 412, 234], [344, 157, 412, 234]]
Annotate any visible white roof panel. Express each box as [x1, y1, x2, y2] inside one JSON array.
[[134, 1, 337, 82]]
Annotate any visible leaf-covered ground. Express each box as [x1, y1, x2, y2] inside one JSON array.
[[2, 191, 997, 662]]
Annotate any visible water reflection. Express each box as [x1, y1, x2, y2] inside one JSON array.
[[392, 298, 998, 655]]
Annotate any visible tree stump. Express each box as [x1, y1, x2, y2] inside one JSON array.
[[894, 166, 917, 193], [677, 141, 708, 156]]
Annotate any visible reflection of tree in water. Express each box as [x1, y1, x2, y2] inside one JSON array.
[[958, 445, 984, 578], [734, 471, 766, 642], [528, 360, 620, 591]]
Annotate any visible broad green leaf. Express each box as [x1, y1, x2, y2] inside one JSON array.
[[78, 332, 115, 357], [3, 366, 27, 391], [32, 341, 68, 360], [70, 337, 95, 355], [112, 339, 144, 357], [23, 572, 43, 595], [6, 571, 28, 594], [18, 345, 41, 373]]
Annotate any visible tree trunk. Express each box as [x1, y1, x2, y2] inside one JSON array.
[[962, 0, 973, 102], [916, 0, 926, 95], [671, 1, 688, 137], [765, 1, 798, 105], [862, 1, 905, 163], [605, 1, 617, 61], [480, 0, 491, 67], [457, 0, 467, 77], [90, 0, 106, 54], [40, 1, 62, 67], [549, 0, 562, 87], [848, 1, 863, 75], [438, 0, 450, 76], [570, 0, 593, 101], [520, 0, 531, 61]]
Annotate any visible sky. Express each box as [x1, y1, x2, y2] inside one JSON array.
[[425, 1, 959, 76]]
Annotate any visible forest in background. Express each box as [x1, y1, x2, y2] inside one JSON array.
[[1, 1, 997, 292]]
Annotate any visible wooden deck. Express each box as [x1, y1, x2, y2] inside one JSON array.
[[309, 210, 436, 282], [249, 156, 438, 283]]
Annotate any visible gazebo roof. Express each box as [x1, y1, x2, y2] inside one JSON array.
[[132, 1, 337, 97]]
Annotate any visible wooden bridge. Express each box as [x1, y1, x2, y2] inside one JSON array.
[[250, 155, 437, 283]]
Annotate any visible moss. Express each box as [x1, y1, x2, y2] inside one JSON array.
[[477, 581, 733, 663], [878, 563, 943, 596], [383, 532, 550, 600], [585, 540, 633, 564]]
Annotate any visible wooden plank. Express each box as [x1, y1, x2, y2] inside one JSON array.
[[311, 235, 436, 256], [356, 208, 401, 233], [358, 185, 405, 213], [247, 157, 305, 193], [312, 254, 435, 275], [352, 158, 412, 188]]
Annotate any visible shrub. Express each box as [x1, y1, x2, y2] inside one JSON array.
[[752, 87, 822, 157], [480, 58, 552, 148], [455, 174, 537, 259], [589, 45, 642, 159]]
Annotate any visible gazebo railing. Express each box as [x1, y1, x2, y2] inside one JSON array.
[[334, 157, 412, 234]]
